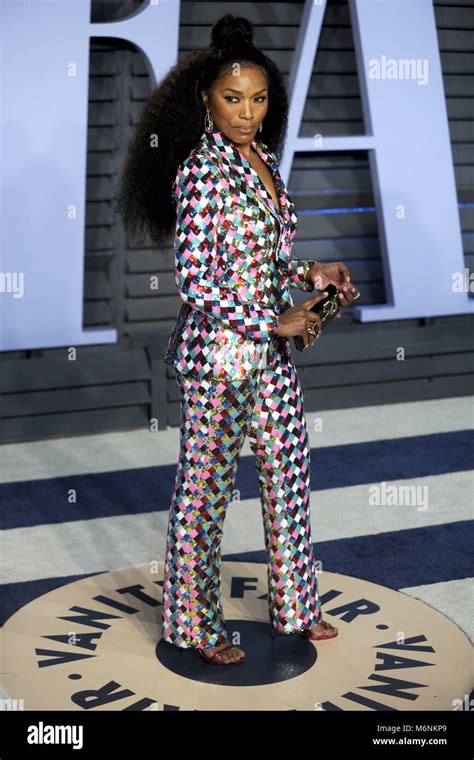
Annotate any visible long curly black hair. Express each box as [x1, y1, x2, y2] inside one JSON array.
[[115, 13, 289, 252]]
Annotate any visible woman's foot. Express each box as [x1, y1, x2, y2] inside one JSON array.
[[200, 642, 246, 664], [310, 619, 338, 635], [301, 618, 339, 640]]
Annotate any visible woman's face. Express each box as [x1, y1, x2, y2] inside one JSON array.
[[203, 66, 269, 146]]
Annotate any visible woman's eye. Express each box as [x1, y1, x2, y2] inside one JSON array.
[[224, 96, 267, 103]]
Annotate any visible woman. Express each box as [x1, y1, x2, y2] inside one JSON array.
[[116, 14, 359, 665]]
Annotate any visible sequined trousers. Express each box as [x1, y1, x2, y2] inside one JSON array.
[[160, 337, 322, 650]]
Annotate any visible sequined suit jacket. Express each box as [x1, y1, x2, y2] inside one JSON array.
[[164, 126, 317, 381]]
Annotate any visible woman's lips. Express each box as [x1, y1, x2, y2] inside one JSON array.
[[235, 126, 253, 133]]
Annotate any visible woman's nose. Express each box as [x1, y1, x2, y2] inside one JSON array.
[[240, 103, 253, 118]]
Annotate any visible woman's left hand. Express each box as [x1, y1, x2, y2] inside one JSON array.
[[306, 261, 360, 316]]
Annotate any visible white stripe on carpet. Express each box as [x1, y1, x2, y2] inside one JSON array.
[[1, 470, 471, 585], [1, 396, 472, 483], [400, 577, 473, 643]]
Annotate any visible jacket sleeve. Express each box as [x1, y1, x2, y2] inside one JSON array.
[[173, 154, 279, 342], [287, 258, 319, 291]]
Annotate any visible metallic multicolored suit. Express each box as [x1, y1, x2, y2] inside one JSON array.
[[161, 127, 322, 649]]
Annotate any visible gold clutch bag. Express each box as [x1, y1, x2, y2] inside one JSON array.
[[293, 284, 340, 351]]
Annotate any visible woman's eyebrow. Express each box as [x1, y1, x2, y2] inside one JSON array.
[[221, 87, 268, 95]]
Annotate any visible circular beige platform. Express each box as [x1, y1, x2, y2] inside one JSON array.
[[2, 562, 472, 710]]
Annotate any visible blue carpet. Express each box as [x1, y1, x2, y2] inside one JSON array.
[[1, 430, 472, 530], [1, 522, 472, 627]]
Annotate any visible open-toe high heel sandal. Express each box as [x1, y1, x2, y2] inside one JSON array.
[[269, 611, 338, 641], [299, 619, 339, 640], [198, 642, 246, 665]]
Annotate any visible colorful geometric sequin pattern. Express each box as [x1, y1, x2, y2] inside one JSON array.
[[164, 126, 319, 382], [160, 352, 322, 650]]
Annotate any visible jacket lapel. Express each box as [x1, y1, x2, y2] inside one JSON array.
[[202, 127, 288, 230]]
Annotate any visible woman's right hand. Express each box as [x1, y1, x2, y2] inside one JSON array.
[[276, 292, 329, 348]]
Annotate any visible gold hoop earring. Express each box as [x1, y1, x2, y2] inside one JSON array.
[[205, 108, 213, 133]]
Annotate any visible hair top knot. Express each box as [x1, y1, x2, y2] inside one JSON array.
[[210, 14, 254, 51]]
